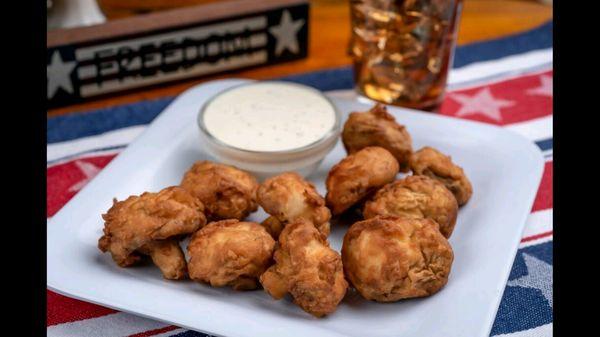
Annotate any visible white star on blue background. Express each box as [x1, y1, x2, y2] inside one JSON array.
[[47, 50, 76, 99], [507, 253, 552, 307], [269, 10, 305, 56]]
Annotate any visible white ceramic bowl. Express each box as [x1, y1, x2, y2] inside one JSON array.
[[197, 81, 342, 180]]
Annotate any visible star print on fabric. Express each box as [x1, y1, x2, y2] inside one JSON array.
[[507, 253, 553, 308], [68, 160, 101, 193], [527, 75, 553, 97], [449, 87, 515, 122], [47, 50, 77, 99], [269, 10, 305, 56]]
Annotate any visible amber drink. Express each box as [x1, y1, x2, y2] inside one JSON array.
[[350, 0, 463, 111]]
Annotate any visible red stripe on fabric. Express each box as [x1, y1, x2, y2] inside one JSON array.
[[128, 325, 179, 337], [441, 70, 552, 125], [47, 154, 117, 217], [532, 161, 553, 212], [47, 290, 117, 326], [521, 230, 553, 243]]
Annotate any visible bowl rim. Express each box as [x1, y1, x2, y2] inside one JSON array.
[[197, 80, 343, 155]]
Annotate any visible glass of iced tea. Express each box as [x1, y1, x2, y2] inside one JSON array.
[[349, 0, 463, 111]]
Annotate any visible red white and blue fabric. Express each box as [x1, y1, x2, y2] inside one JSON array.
[[47, 22, 553, 337]]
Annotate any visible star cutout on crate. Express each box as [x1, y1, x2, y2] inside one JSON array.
[[68, 160, 101, 193], [269, 10, 305, 56], [449, 87, 515, 122], [507, 253, 553, 308], [527, 75, 553, 97], [47, 50, 77, 99]]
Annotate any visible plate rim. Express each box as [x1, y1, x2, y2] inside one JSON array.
[[47, 78, 545, 337]]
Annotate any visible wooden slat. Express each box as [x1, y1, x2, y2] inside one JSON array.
[[48, 0, 307, 47]]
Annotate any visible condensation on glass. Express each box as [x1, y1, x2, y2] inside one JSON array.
[[350, 0, 463, 111]]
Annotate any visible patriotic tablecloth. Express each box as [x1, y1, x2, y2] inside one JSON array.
[[47, 22, 553, 337]]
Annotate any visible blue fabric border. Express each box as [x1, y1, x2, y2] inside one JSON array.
[[47, 98, 172, 143], [453, 21, 552, 68]]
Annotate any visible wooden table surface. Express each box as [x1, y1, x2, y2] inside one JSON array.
[[48, 0, 553, 117]]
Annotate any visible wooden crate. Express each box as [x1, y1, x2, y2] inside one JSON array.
[[47, 0, 309, 108]]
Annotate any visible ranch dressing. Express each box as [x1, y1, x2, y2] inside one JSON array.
[[203, 82, 336, 152]]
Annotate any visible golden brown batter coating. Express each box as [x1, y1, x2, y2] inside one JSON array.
[[260, 219, 348, 317], [342, 216, 453, 302], [257, 172, 331, 238], [326, 146, 399, 215], [187, 219, 276, 290], [137, 239, 188, 280], [342, 104, 413, 172], [260, 216, 286, 239], [98, 186, 206, 279], [180, 161, 259, 221], [363, 175, 458, 238], [409, 147, 473, 206]]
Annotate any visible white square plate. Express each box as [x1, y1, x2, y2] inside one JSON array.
[[47, 79, 544, 337]]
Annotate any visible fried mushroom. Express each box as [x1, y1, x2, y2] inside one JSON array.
[[137, 239, 188, 280], [409, 147, 473, 206], [326, 146, 399, 215], [187, 219, 276, 290], [363, 175, 458, 238], [98, 186, 206, 279], [342, 216, 453, 302], [260, 219, 348, 317], [261, 216, 286, 239], [257, 172, 331, 238], [180, 161, 259, 220], [342, 104, 413, 171]]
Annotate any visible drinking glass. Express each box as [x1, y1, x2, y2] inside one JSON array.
[[349, 0, 463, 111]]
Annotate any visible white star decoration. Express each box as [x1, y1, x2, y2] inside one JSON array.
[[449, 87, 515, 122], [527, 75, 553, 97], [68, 160, 101, 192], [507, 253, 553, 308], [47, 50, 77, 99], [269, 10, 305, 56]]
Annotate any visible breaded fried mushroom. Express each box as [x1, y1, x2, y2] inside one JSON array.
[[326, 146, 399, 215], [257, 172, 331, 238], [261, 216, 286, 239], [342, 216, 453, 302], [409, 147, 473, 206], [342, 104, 413, 171], [137, 239, 189, 280], [180, 161, 259, 221], [187, 219, 276, 290], [260, 219, 348, 317], [363, 175, 458, 238], [98, 186, 206, 279]]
